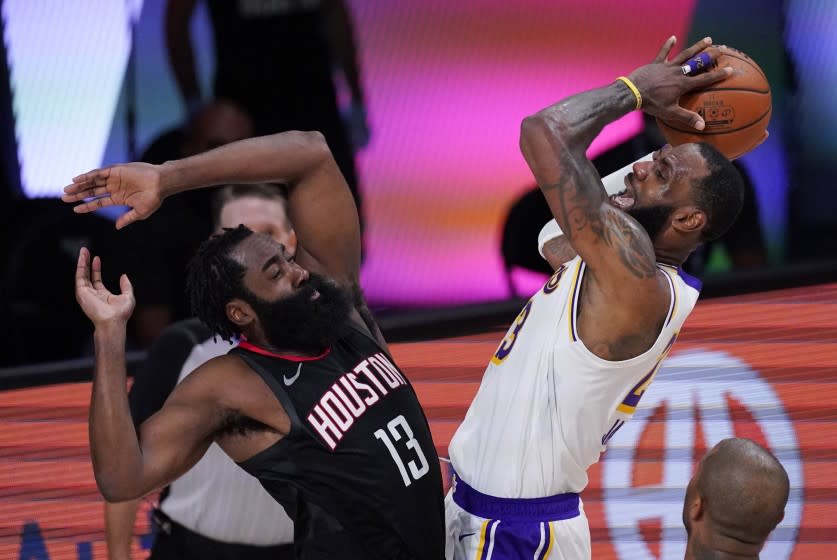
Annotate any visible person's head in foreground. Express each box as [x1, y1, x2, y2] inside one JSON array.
[[610, 142, 745, 261], [683, 437, 789, 560], [186, 222, 352, 355]]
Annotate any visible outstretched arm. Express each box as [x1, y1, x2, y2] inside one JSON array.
[[76, 249, 222, 502], [63, 131, 361, 286], [519, 36, 728, 287]]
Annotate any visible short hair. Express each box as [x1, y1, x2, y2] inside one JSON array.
[[697, 438, 789, 544], [185, 224, 255, 341], [210, 183, 289, 229], [692, 143, 745, 241]]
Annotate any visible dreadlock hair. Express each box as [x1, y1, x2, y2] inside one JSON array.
[[692, 143, 746, 241], [186, 224, 255, 342]]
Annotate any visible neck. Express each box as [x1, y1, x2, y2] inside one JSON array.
[[654, 240, 701, 268], [243, 332, 326, 358]]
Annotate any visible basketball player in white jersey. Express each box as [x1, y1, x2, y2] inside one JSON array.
[[445, 36, 746, 559]]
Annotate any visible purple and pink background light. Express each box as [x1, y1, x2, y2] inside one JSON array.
[[352, 0, 696, 304]]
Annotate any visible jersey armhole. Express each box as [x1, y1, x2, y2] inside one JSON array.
[[567, 261, 678, 365], [232, 350, 304, 438]]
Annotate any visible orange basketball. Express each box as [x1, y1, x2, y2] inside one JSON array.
[[656, 45, 771, 159]]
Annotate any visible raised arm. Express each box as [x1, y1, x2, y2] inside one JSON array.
[[63, 131, 361, 286], [519, 37, 728, 287], [75, 248, 224, 502]]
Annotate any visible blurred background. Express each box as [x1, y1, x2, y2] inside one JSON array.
[[0, 0, 834, 558]]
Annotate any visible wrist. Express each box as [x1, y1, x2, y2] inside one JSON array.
[[94, 322, 128, 344], [615, 77, 642, 111], [158, 160, 184, 198]]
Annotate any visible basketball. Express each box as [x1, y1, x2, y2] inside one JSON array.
[[656, 45, 771, 159]]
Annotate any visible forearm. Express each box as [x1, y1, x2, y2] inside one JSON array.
[[522, 81, 636, 164], [519, 81, 638, 239], [105, 499, 141, 560], [90, 325, 145, 502], [159, 131, 331, 196]]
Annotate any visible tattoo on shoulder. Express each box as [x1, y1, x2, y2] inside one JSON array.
[[543, 155, 656, 279], [600, 208, 657, 278]]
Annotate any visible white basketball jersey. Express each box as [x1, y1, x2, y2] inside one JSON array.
[[448, 256, 701, 498]]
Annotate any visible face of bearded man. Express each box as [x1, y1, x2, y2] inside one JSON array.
[[627, 203, 674, 243], [243, 271, 353, 354]]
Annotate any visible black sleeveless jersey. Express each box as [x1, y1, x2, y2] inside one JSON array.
[[231, 325, 445, 559]]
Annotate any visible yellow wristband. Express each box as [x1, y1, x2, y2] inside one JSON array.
[[616, 76, 642, 110]]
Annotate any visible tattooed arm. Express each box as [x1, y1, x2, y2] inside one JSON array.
[[520, 37, 727, 288]]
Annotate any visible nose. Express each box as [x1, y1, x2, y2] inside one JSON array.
[[291, 262, 309, 288], [633, 160, 651, 180]]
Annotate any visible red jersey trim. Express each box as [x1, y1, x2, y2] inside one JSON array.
[[237, 341, 331, 362]]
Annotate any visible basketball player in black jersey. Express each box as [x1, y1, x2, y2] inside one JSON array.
[[65, 131, 445, 559]]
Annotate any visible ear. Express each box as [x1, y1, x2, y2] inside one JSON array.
[[689, 495, 705, 522], [226, 298, 256, 329], [286, 228, 299, 257], [671, 206, 706, 235]]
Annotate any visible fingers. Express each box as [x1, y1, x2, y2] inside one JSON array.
[[61, 185, 111, 204], [670, 106, 706, 131], [115, 208, 140, 230], [671, 37, 712, 65], [119, 274, 134, 298], [75, 247, 92, 289], [690, 66, 733, 88], [70, 196, 116, 215], [92, 255, 105, 290], [654, 35, 676, 63], [72, 167, 111, 184]]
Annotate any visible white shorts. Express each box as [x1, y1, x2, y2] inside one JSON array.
[[444, 477, 591, 560]]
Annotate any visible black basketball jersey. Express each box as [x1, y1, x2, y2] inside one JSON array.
[[231, 324, 445, 560]]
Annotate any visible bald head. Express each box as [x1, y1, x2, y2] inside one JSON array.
[[683, 438, 789, 559]]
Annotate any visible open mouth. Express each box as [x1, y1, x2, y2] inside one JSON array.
[[609, 174, 636, 210], [310, 289, 321, 301]]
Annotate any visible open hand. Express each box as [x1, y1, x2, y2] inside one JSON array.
[[75, 248, 135, 326], [628, 36, 733, 131], [62, 163, 163, 230]]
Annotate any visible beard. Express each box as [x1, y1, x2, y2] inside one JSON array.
[[244, 272, 353, 354], [627, 203, 674, 243]]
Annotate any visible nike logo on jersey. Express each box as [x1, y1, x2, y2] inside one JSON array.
[[283, 363, 302, 386], [458, 532, 476, 542]]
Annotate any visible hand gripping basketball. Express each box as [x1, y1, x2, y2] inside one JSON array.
[[656, 44, 772, 159], [627, 36, 732, 131]]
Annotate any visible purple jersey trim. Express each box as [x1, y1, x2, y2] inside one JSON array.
[[452, 475, 580, 522]]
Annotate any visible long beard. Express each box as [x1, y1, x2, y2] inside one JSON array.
[[246, 273, 353, 354], [627, 204, 674, 242]]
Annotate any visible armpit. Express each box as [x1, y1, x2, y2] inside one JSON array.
[[542, 236, 578, 270]]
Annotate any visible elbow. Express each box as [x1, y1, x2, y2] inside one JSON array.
[[95, 474, 142, 503], [278, 130, 332, 160], [520, 114, 545, 143]]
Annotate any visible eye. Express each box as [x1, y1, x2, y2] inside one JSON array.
[[272, 267, 282, 279], [655, 167, 665, 180]]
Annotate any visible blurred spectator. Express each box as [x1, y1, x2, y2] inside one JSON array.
[[106, 184, 297, 560], [121, 100, 254, 348], [165, 0, 368, 229]]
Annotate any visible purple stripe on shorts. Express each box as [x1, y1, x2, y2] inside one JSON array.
[[452, 476, 580, 523]]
